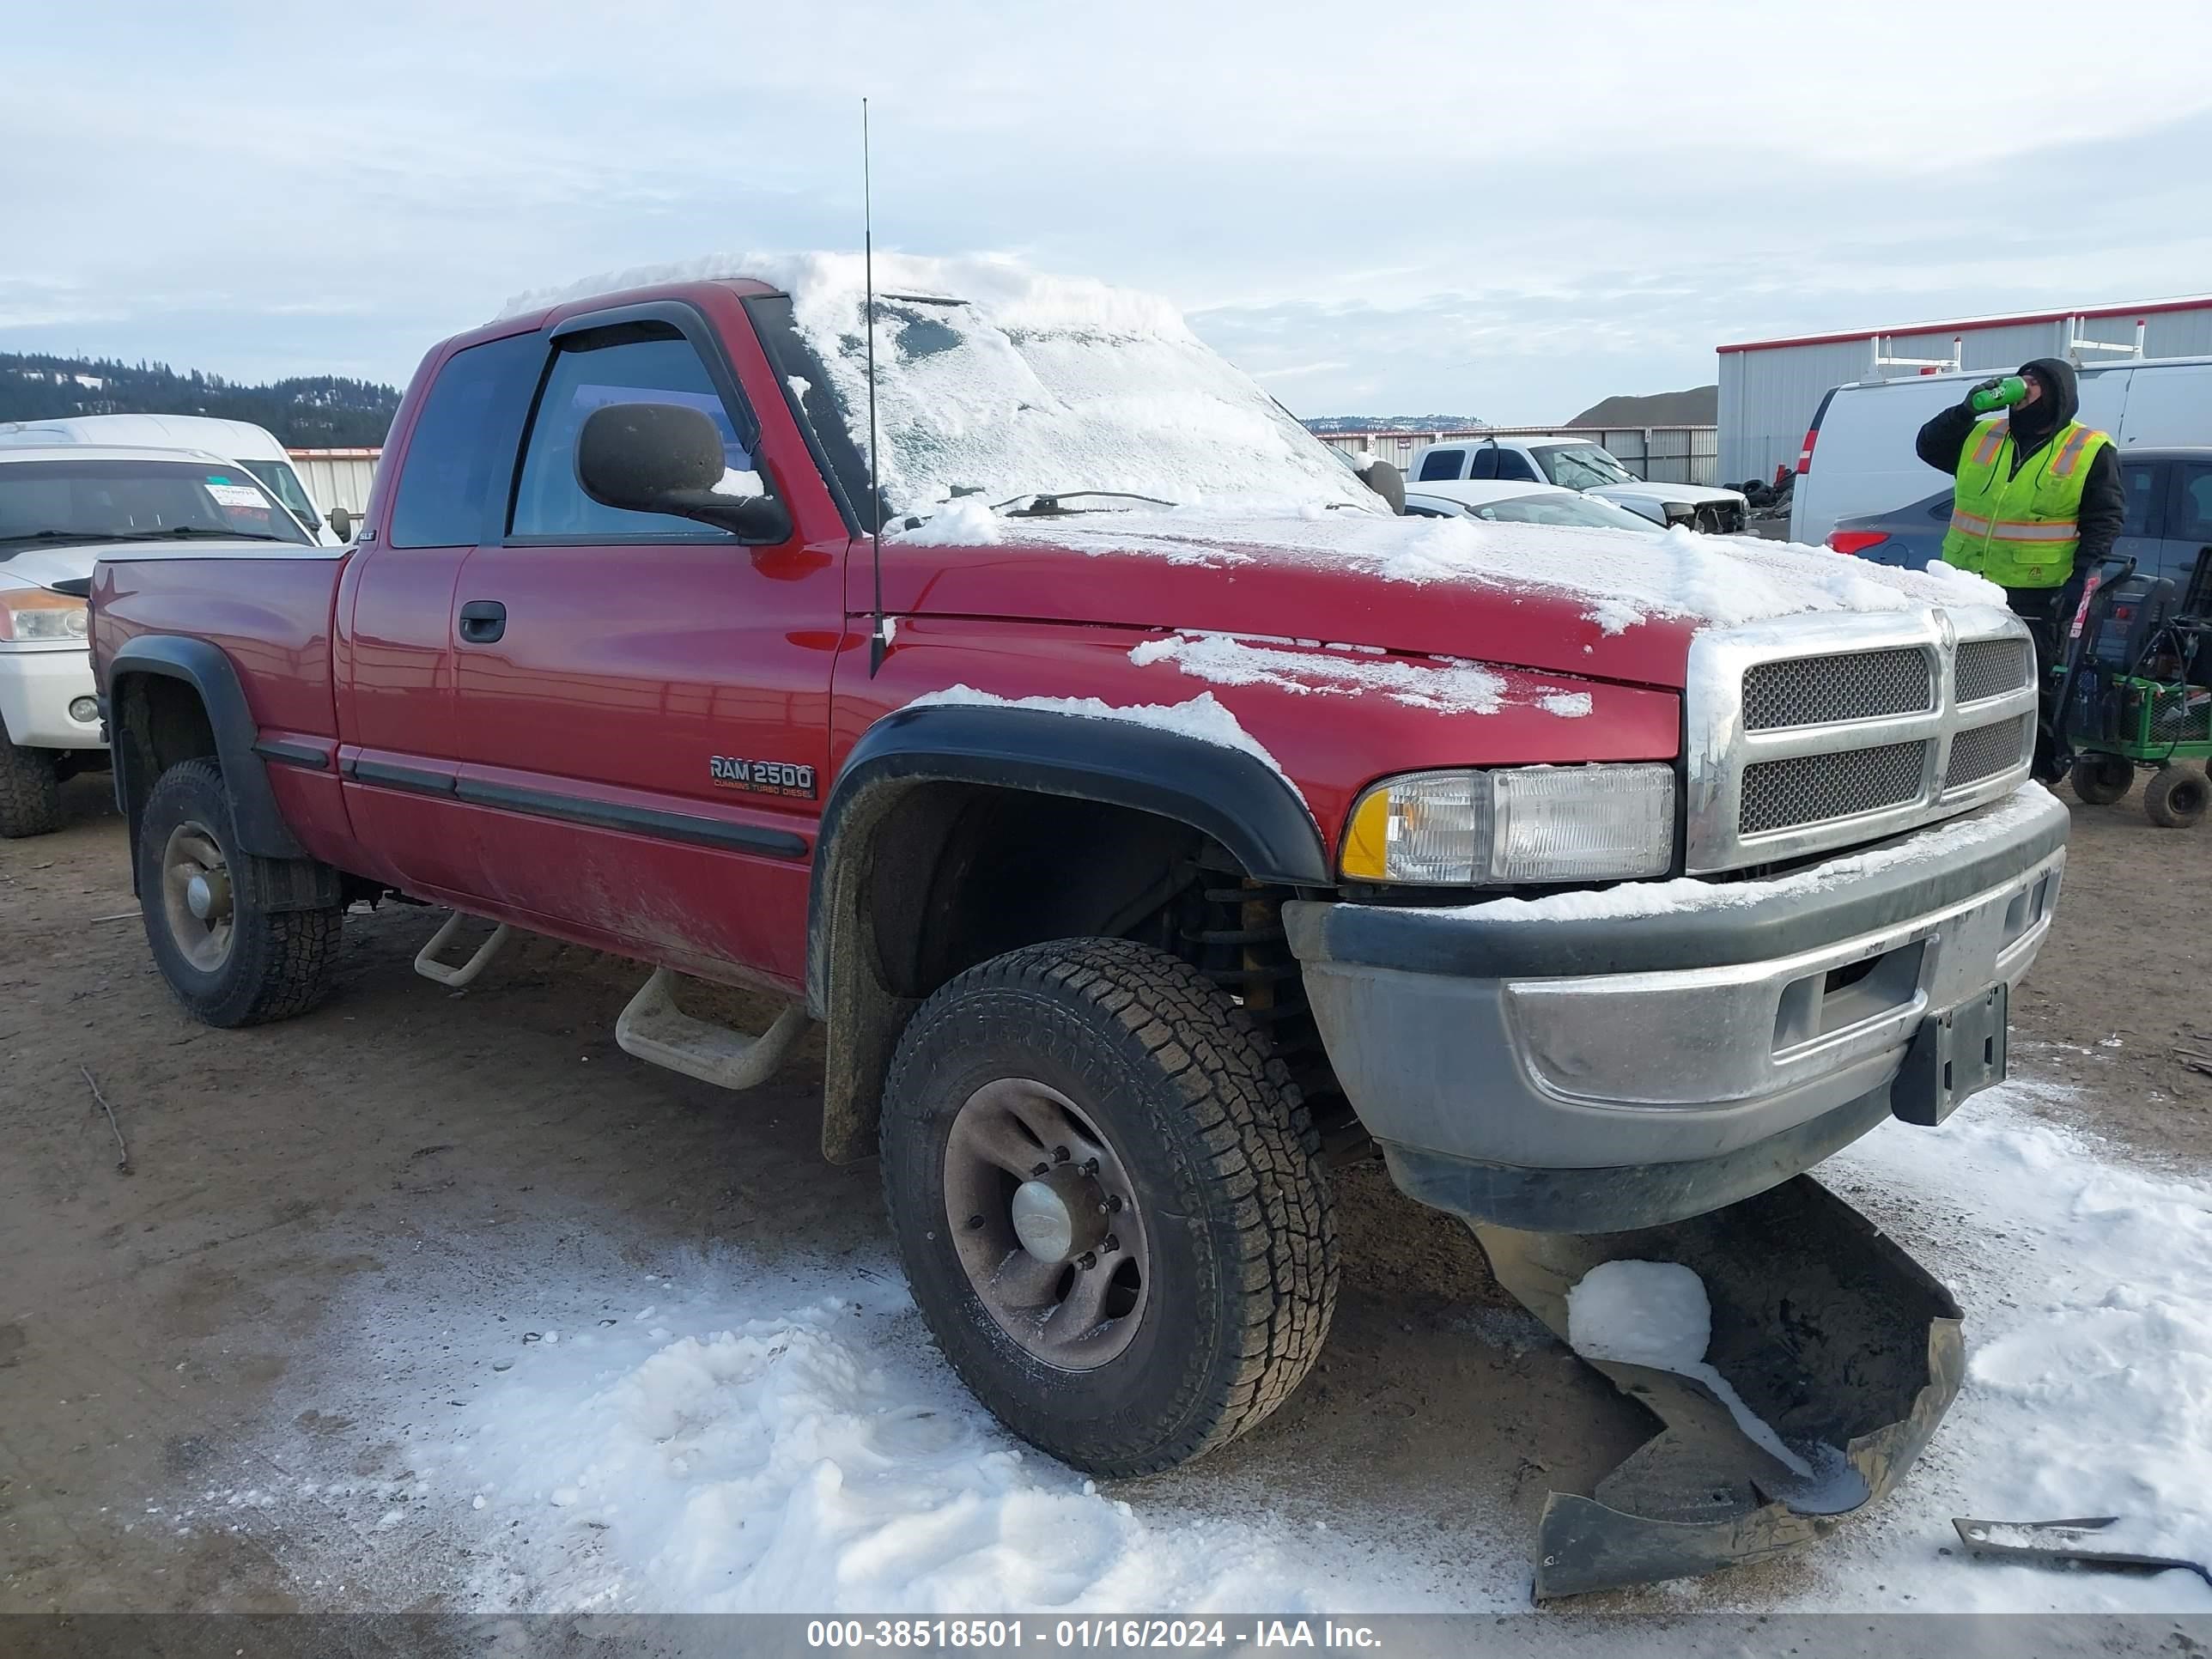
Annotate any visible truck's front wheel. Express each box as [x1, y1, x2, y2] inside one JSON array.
[[137, 758, 343, 1027], [880, 938, 1337, 1478]]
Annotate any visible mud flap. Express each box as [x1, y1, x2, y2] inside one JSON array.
[[1471, 1173, 1963, 1599]]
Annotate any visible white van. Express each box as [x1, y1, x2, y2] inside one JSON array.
[[0, 414, 339, 544], [1789, 355, 2212, 547], [1787, 356, 2212, 548]]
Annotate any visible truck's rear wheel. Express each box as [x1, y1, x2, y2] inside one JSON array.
[[880, 937, 1336, 1477], [0, 720, 62, 838], [137, 758, 343, 1026], [2144, 766, 2209, 830]]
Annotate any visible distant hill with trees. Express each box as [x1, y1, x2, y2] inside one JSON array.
[[0, 352, 400, 447]]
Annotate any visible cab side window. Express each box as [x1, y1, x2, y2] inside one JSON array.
[[1467, 447, 1498, 480], [1492, 448, 1540, 483], [1415, 448, 1464, 483], [2119, 462, 2160, 539], [511, 328, 754, 541]]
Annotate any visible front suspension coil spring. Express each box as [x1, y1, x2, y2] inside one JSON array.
[[1173, 860, 1321, 1055]]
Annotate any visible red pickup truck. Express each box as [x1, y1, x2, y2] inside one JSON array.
[[91, 259, 2063, 1552]]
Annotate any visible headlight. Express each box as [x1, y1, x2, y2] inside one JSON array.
[[1340, 764, 1676, 885], [0, 588, 90, 643]]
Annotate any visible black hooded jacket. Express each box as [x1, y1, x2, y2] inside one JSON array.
[[1914, 356, 2125, 580]]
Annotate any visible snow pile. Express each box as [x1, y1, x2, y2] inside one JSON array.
[[1437, 780, 2058, 923], [446, 1297, 1425, 1613], [1128, 632, 1508, 715], [220, 1250, 1450, 1616], [501, 253, 1376, 520], [907, 684, 1304, 799], [1800, 1090, 2212, 1611]]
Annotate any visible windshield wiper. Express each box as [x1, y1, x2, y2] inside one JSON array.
[[107, 526, 290, 544], [993, 490, 1176, 516]]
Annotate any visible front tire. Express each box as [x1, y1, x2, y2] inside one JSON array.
[[880, 938, 1337, 1477], [0, 723, 61, 838], [2144, 766, 2209, 830], [137, 757, 343, 1026]]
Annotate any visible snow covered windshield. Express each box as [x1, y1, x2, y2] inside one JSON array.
[[1534, 444, 1638, 489], [750, 256, 1379, 523]]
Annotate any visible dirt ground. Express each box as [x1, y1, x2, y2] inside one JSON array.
[[1, 767, 2207, 1614]]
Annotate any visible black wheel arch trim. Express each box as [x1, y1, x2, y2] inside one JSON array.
[[805, 701, 1329, 1015], [106, 635, 307, 861]]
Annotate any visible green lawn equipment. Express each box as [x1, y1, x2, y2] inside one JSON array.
[[2056, 556, 2212, 828]]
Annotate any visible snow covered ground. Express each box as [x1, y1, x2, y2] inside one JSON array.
[[161, 1079, 2212, 1617]]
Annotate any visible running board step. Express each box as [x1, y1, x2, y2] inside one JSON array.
[[1471, 1174, 1964, 1600], [415, 912, 511, 988], [614, 966, 807, 1091]]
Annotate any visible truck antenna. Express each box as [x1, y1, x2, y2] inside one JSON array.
[[864, 97, 889, 677]]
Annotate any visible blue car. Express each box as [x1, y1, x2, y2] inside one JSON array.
[[1825, 447, 2212, 589]]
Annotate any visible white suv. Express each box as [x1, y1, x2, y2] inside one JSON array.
[[1407, 435, 1748, 532], [0, 445, 314, 836]]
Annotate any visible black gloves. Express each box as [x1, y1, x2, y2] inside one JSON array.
[[1964, 377, 2007, 410]]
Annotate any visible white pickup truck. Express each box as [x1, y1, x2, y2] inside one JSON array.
[[1408, 434, 1749, 533], [0, 443, 315, 835]]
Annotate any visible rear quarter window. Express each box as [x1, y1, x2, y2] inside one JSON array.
[[1415, 448, 1465, 483]]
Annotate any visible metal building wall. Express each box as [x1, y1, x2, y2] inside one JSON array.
[[1717, 302, 2212, 486], [288, 449, 380, 514]]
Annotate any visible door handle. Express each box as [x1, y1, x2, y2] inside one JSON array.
[[458, 600, 507, 644]]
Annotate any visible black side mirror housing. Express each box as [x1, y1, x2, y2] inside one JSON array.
[[575, 402, 792, 543], [327, 505, 353, 542]]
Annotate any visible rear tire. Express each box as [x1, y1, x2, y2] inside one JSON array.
[[2069, 753, 2135, 807], [2144, 766, 2209, 830], [880, 937, 1336, 1477], [137, 757, 343, 1026], [0, 723, 62, 838]]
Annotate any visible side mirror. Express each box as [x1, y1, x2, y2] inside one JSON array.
[[328, 505, 353, 542], [575, 403, 792, 542], [1357, 459, 1406, 514]]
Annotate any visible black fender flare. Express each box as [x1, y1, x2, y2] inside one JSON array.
[[805, 700, 1328, 1017], [106, 635, 308, 862]]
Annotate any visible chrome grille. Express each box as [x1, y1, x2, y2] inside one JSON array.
[[1945, 715, 2032, 791], [1740, 740, 1929, 836], [1955, 638, 2033, 704], [1741, 647, 1932, 731], [1685, 608, 2040, 873]]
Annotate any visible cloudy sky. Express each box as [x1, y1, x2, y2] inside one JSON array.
[[7, 1, 2209, 422]]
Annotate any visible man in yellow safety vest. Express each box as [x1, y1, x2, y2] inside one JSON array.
[[1915, 356, 2124, 776]]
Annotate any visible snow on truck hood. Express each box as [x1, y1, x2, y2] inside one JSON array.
[[884, 502, 2005, 686]]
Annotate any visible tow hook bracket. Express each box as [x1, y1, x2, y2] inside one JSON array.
[[614, 965, 809, 1091], [414, 911, 512, 988], [1893, 981, 2008, 1127], [1472, 1175, 1964, 1599]]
